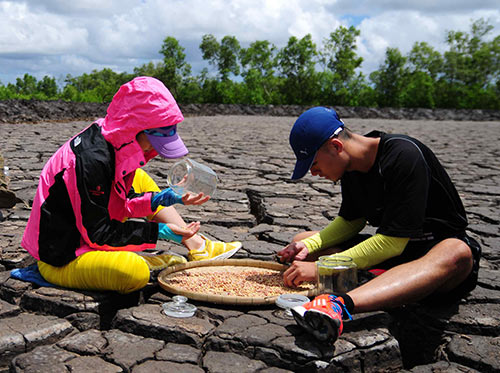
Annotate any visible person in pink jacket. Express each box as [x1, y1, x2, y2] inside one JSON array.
[[21, 77, 240, 293]]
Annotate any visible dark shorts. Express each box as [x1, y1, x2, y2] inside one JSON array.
[[343, 232, 481, 304]]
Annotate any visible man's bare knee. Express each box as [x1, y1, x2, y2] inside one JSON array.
[[428, 239, 472, 270], [429, 239, 474, 293], [440, 239, 473, 271], [453, 240, 473, 272]]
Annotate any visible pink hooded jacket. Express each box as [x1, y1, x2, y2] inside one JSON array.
[[21, 77, 184, 266]]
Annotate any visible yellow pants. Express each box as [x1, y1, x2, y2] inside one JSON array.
[[38, 251, 150, 294]]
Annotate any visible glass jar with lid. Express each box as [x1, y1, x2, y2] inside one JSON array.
[[316, 255, 358, 294]]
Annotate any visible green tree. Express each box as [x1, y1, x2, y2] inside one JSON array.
[[64, 68, 133, 102], [3, 74, 57, 100], [408, 42, 443, 80], [446, 19, 496, 87], [319, 25, 364, 106], [177, 75, 205, 104], [320, 26, 363, 82], [158, 36, 192, 97], [15, 73, 38, 96], [197, 68, 218, 103], [276, 34, 319, 104], [401, 71, 435, 108], [219, 36, 241, 80], [240, 40, 279, 104], [357, 85, 378, 107], [399, 42, 443, 108], [0, 82, 15, 99], [61, 84, 79, 101], [438, 18, 500, 108], [199, 34, 219, 71], [370, 47, 408, 107], [133, 61, 164, 77], [36, 76, 58, 99], [200, 34, 241, 81]]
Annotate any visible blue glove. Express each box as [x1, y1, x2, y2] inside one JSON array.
[[158, 223, 183, 243], [151, 188, 183, 211]]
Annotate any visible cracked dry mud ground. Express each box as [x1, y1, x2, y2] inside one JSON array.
[[1, 115, 499, 372]]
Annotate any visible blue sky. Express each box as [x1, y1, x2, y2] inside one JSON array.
[[1, 0, 498, 85]]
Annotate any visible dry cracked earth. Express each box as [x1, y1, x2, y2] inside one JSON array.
[[1, 115, 499, 372]]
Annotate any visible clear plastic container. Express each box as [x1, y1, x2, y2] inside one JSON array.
[[275, 294, 310, 318], [317, 255, 358, 294], [167, 158, 217, 198], [162, 295, 197, 318]]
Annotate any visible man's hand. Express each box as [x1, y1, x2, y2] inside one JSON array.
[[277, 241, 309, 263], [182, 192, 210, 205], [283, 261, 317, 287]]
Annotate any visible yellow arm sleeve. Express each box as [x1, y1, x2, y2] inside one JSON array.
[[132, 168, 164, 218], [301, 216, 366, 254], [328, 234, 409, 269]]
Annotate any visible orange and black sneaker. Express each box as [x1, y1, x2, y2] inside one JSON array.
[[291, 294, 353, 343]]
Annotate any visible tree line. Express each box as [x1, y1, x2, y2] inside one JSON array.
[[1, 18, 498, 109]]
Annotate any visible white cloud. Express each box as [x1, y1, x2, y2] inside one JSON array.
[[24, 0, 141, 17], [357, 9, 500, 75], [0, 2, 88, 55], [0, 0, 498, 84], [331, 0, 499, 16]]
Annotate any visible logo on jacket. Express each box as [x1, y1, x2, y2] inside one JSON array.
[[90, 185, 105, 196], [73, 136, 82, 147]]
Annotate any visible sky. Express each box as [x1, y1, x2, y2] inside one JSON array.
[[1, 0, 499, 86]]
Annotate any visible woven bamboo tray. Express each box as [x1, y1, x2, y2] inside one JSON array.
[[158, 258, 318, 305]]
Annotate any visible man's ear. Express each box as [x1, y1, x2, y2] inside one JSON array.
[[328, 138, 343, 154]]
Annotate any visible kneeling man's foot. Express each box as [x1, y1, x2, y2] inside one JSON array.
[[291, 294, 351, 343]]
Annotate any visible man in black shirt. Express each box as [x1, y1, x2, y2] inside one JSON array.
[[277, 107, 481, 343]]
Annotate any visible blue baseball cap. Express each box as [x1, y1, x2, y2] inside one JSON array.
[[289, 107, 344, 180]]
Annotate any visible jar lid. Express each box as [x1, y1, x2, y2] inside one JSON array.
[[275, 294, 310, 310], [162, 295, 197, 318]]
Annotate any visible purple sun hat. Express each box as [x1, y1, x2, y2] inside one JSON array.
[[144, 124, 188, 159]]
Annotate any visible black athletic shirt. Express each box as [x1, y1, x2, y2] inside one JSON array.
[[338, 131, 468, 239]]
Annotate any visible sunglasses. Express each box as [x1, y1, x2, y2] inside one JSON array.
[[144, 125, 177, 137]]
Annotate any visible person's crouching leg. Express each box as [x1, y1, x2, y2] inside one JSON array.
[[38, 251, 151, 294]]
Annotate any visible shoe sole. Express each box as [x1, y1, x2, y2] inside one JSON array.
[[205, 243, 242, 261], [291, 306, 312, 333], [304, 310, 340, 343]]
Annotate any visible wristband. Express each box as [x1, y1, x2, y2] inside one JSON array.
[[151, 189, 184, 211], [158, 223, 183, 243]]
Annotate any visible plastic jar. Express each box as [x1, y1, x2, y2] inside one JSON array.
[[316, 255, 358, 294]]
